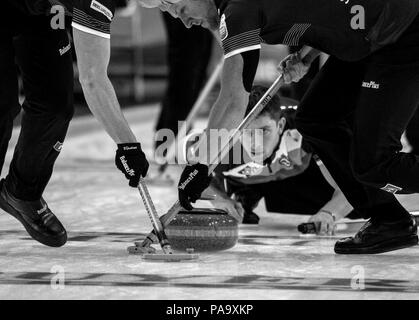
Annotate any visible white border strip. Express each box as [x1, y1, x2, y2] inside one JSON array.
[[72, 22, 111, 39], [224, 45, 261, 59]]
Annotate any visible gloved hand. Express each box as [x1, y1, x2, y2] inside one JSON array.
[[211, 196, 244, 223], [308, 210, 336, 235], [278, 52, 311, 84], [115, 143, 149, 187], [178, 163, 212, 210]]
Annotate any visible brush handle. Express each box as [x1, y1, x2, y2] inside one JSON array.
[[141, 47, 316, 247], [138, 178, 172, 254]]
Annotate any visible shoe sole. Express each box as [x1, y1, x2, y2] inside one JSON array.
[[0, 195, 67, 247], [335, 234, 419, 255]]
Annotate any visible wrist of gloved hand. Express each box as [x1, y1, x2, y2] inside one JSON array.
[[115, 142, 149, 188], [178, 163, 212, 210]]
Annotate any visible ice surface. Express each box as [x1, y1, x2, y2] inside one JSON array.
[[0, 105, 418, 300]]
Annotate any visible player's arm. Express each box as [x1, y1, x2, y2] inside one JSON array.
[[316, 161, 353, 220], [198, 53, 255, 164], [177, 1, 261, 209], [72, 30, 149, 187], [178, 52, 259, 209], [308, 159, 353, 234], [71, 1, 148, 187], [307, 160, 353, 235], [73, 30, 136, 144], [207, 174, 244, 222]]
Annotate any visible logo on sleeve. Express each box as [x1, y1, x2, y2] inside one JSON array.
[[90, 0, 113, 21], [381, 183, 403, 194], [362, 80, 380, 89], [53, 141, 63, 152], [219, 14, 228, 41]]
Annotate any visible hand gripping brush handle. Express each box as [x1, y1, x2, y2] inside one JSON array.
[[141, 47, 317, 247]]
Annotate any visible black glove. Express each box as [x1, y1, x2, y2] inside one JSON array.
[[178, 163, 212, 210], [115, 143, 149, 188]]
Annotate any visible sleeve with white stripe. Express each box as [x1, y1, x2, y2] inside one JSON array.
[[219, 0, 262, 59], [72, 0, 116, 39]]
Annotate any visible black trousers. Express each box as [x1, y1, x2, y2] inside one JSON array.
[[155, 13, 213, 148], [295, 15, 419, 221], [0, 12, 74, 201]]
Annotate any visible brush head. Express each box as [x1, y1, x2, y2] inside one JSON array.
[[142, 253, 199, 262], [127, 245, 157, 255]]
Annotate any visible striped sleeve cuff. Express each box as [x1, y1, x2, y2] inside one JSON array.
[[222, 29, 261, 58], [283, 23, 311, 46], [72, 8, 111, 39]]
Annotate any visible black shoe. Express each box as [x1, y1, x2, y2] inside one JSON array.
[[242, 211, 260, 225], [0, 180, 67, 247], [334, 215, 418, 254]]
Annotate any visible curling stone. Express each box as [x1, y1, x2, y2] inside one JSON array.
[[165, 208, 239, 252]]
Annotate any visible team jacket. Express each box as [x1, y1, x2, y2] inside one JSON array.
[[7, 0, 117, 39], [215, 0, 419, 62]]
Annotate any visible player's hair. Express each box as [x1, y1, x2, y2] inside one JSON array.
[[245, 85, 285, 122]]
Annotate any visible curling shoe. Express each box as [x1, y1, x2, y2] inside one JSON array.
[[0, 179, 67, 247], [335, 215, 418, 254]]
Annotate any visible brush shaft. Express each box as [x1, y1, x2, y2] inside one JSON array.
[[142, 47, 316, 247], [138, 178, 172, 254]]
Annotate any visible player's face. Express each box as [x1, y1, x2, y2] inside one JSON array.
[[242, 115, 285, 162], [158, 0, 220, 30]]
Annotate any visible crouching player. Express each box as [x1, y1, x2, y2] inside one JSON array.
[[206, 86, 359, 234]]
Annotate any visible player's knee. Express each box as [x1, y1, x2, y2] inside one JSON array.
[[0, 102, 21, 120], [56, 95, 74, 122], [30, 91, 74, 121], [350, 157, 386, 188]]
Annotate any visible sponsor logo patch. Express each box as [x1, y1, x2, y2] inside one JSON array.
[[123, 146, 137, 151], [54, 142, 63, 152], [178, 169, 199, 190], [90, 0, 113, 21], [120, 156, 135, 176], [37, 204, 48, 215], [219, 14, 228, 41], [381, 183, 403, 194], [59, 43, 71, 56], [362, 81, 380, 89], [223, 162, 264, 179], [278, 155, 291, 168]]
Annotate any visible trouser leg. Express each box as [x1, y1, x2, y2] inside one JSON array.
[[350, 59, 419, 197], [5, 17, 74, 200], [295, 56, 409, 221], [0, 30, 20, 176]]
